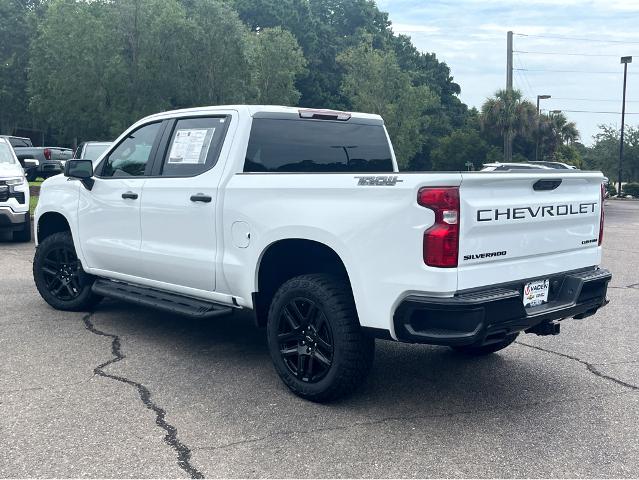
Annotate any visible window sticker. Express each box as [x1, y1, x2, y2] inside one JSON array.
[[168, 128, 215, 164]]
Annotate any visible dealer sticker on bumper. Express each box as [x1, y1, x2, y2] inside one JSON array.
[[523, 279, 549, 307]]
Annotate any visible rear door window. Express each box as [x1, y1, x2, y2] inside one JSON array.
[[244, 118, 394, 173], [159, 116, 229, 177]]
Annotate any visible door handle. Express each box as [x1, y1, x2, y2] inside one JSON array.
[[190, 193, 212, 203], [122, 191, 138, 200]]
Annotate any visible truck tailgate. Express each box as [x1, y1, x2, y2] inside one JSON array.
[[457, 171, 603, 290]]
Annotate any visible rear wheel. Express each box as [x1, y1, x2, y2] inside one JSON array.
[[12, 216, 31, 242], [267, 274, 374, 402], [451, 333, 519, 356], [33, 232, 101, 311]]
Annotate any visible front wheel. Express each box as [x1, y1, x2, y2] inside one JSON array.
[[451, 333, 519, 356], [33, 232, 101, 311], [267, 274, 374, 402]]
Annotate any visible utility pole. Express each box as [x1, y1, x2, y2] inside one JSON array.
[[505, 31, 514, 162], [619, 56, 632, 197], [507, 31, 513, 91], [536, 95, 551, 162]]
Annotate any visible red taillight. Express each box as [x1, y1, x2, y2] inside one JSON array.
[[599, 182, 605, 246], [44, 148, 51, 160], [418, 187, 460, 268]]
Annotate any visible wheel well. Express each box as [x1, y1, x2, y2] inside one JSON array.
[[254, 239, 351, 327], [38, 212, 71, 243]]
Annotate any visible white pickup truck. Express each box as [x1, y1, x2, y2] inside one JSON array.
[[33, 105, 611, 401]]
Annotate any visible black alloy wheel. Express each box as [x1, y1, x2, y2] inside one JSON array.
[[277, 297, 334, 383], [40, 245, 83, 301], [33, 231, 101, 311], [266, 274, 375, 402]]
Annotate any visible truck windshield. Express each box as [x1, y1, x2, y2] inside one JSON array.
[[0, 143, 17, 165], [244, 118, 394, 173]]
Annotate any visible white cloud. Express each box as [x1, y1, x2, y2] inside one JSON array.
[[380, 0, 639, 144]]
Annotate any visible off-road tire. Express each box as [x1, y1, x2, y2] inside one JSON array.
[[451, 333, 519, 356], [33, 232, 101, 311], [267, 274, 375, 402]]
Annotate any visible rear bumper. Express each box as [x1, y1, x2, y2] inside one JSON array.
[[38, 161, 63, 176], [393, 267, 611, 346]]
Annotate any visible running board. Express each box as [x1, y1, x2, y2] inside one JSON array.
[[91, 279, 234, 318]]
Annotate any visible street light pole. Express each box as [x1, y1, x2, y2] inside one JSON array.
[[536, 94, 551, 162], [619, 56, 632, 197]]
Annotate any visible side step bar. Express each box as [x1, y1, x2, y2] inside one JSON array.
[[92, 279, 234, 318]]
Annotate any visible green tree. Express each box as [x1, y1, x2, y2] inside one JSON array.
[[337, 41, 437, 168], [184, 0, 252, 106], [29, 0, 125, 141], [431, 128, 490, 171], [249, 27, 307, 105], [480, 89, 537, 162], [0, 0, 35, 134], [583, 124, 639, 183]]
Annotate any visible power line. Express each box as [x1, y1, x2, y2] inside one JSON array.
[[513, 54, 535, 98], [549, 109, 639, 114], [513, 50, 626, 58], [551, 97, 639, 103], [514, 68, 624, 74], [513, 32, 639, 45]]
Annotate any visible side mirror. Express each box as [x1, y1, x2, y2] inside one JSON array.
[[64, 159, 94, 190], [23, 158, 39, 170]]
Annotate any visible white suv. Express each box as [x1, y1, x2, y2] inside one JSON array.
[[0, 138, 32, 242]]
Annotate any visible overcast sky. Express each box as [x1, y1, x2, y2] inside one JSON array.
[[377, 0, 639, 145]]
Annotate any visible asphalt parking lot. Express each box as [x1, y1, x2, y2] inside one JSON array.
[[1, 201, 638, 478]]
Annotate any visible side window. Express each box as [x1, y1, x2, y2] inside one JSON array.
[[160, 116, 229, 177], [101, 122, 161, 177]]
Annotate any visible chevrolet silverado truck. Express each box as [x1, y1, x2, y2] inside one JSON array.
[[0, 135, 73, 181], [0, 138, 32, 242], [32, 105, 611, 401]]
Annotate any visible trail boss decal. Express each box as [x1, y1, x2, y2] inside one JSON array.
[[354, 175, 403, 186], [477, 202, 597, 222]]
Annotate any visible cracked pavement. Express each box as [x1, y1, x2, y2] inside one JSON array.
[[1, 200, 638, 478]]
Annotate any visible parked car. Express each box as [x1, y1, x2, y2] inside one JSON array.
[[481, 162, 554, 171], [0, 138, 32, 242], [529, 161, 578, 170], [33, 105, 611, 401], [0, 135, 73, 181], [73, 141, 112, 162]]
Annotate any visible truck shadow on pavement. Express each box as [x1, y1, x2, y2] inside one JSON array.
[[88, 298, 599, 417]]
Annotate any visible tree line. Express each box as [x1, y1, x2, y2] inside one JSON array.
[[1, 0, 637, 180]]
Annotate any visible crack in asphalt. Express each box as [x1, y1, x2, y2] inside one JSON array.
[[516, 341, 639, 391], [82, 313, 204, 479], [193, 389, 636, 453]]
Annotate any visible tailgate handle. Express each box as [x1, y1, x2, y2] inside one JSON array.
[[533, 179, 562, 191]]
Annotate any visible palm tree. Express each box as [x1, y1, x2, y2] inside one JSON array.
[[548, 112, 579, 145], [480, 89, 537, 162]]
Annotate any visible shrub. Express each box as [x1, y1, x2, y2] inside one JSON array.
[[622, 182, 639, 198], [606, 182, 617, 197]]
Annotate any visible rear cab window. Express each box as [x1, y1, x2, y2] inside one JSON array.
[[244, 113, 394, 173]]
